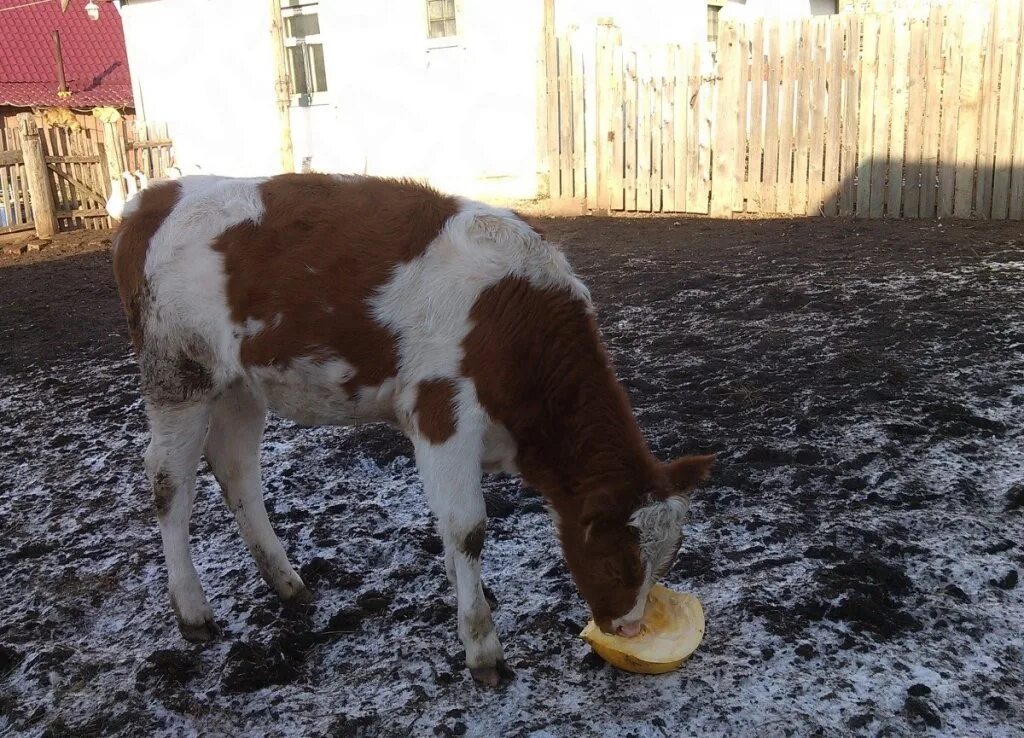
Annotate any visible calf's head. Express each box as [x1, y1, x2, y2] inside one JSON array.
[[563, 454, 715, 635]]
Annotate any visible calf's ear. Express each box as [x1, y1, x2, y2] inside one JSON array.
[[665, 454, 716, 494]]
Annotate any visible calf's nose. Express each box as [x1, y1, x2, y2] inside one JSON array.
[[615, 621, 643, 638]]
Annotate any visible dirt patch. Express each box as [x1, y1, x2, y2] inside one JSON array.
[[0, 229, 124, 375], [1, 216, 1022, 736]]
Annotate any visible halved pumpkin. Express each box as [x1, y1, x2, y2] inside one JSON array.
[[580, 584, 705, 674]]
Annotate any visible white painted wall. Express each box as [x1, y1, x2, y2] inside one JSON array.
[[118, 0, 282, 177], [120, 0, 543, 199], [555, 0, 707, 44], [311, 0, 543, 199]]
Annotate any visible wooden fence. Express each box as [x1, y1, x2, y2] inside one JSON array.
[[0, 116, 174, 237], [545, 2, 1024, 219], [0, 127, 33, 235]]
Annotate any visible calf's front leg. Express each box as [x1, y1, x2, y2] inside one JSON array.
[[413, 428, 511, 687]]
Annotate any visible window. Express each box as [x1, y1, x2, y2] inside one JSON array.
[[707, 1, 725, 44], [282, 2, 327, 104], [426, 0, 457, 39]]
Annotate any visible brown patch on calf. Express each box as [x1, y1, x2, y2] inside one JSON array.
[[175, 349, 214, 398], [460, 521, 486, 559], [416, 378, 458, 443], [111, 182, 182, 351], [212, 174, 460, 389], [152, 470, 174, 516], [460, 276, 660, 627]]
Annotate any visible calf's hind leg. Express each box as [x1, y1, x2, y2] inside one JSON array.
[[145, 400, 217, 642], [205, 380, 310, 604]]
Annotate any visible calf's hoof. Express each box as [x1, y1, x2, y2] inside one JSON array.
[[177, 615, 220, 643], [469, 658, 515, 688], [283, 584, 314, 607]]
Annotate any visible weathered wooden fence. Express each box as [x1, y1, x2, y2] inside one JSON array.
[[0, 127, 33, 235], [0, 116, 174, 237], [545, 2, 1024, 219], [43, 124, 112, 231]]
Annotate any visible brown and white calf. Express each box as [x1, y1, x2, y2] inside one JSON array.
[[111, 173, 714, 686]]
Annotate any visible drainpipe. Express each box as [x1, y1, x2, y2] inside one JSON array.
[[52, 31, 71, 99], [269, 0, 295, 173]]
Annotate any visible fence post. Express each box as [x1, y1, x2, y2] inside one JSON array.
[[102, 121, 126, 204], [17, 113, 57, 238]]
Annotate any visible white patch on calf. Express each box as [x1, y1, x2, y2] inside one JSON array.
[[612, 496, 690, 631], [250, 356, 359, 426], [142, 176, 268, 389], [481, 420, 518, 474], [629, 495, 690, 572], [242, 318, 265, 338], [371, 198, 591, 420]]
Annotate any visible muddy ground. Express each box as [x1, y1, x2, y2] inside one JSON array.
[[1, 216, 1022, 737]]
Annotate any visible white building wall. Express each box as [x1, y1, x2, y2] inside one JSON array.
[[555, 0, 707, 44], [118, 0, 282, 177], [311, 0, 543, 199]]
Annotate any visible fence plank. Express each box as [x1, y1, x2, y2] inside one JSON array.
[[672, 45, 688, 212], [685, 44, 709, 214], [662, 49, 676, 212], [937, 9, 962, 219], [545, 20, 559, 198], [69, 128, 89, 229], [571, 35, 586, 200], [637, 49, 652, 211], [996, 1, 1023, 218], [822, 18, 843, 215], [903, 18, 927, 218], [584, 30, 598, 211], [919, 3, 944, 217], [793, 18, 812, 215], [733, 22, 750, 213], [748, 19, 765, 213], [557, 36, 572, 199], [856, 14, 879, 217], [712, 22, 740, 217], [954, 12, 984, 218], [886, 14, 910, 217], [868, 14, 892, 218], [0, 128, 15, 226], [610, 42, 625, 211], [595, 24, 612, 212], [840, 14, 860, 216], [778, 21, 796, 213], [624, 50, 637, 211], [763, 22, 782, 213], [650, 50, 663, 213], [808, 19, 827, 216], [1009, 1, 1024, 221], [15, 160, 31, 226], [974, 1, 999, 218]]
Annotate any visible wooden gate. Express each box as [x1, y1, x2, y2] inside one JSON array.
[[41, 126, 111, 231], [0, 127, 34, 235]]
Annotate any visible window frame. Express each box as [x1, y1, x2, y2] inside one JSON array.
[[425, 0, 459, 49], [282, 2, 329, 106]]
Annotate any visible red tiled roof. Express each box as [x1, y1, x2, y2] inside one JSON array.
[[0, 0, 132, 108]]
